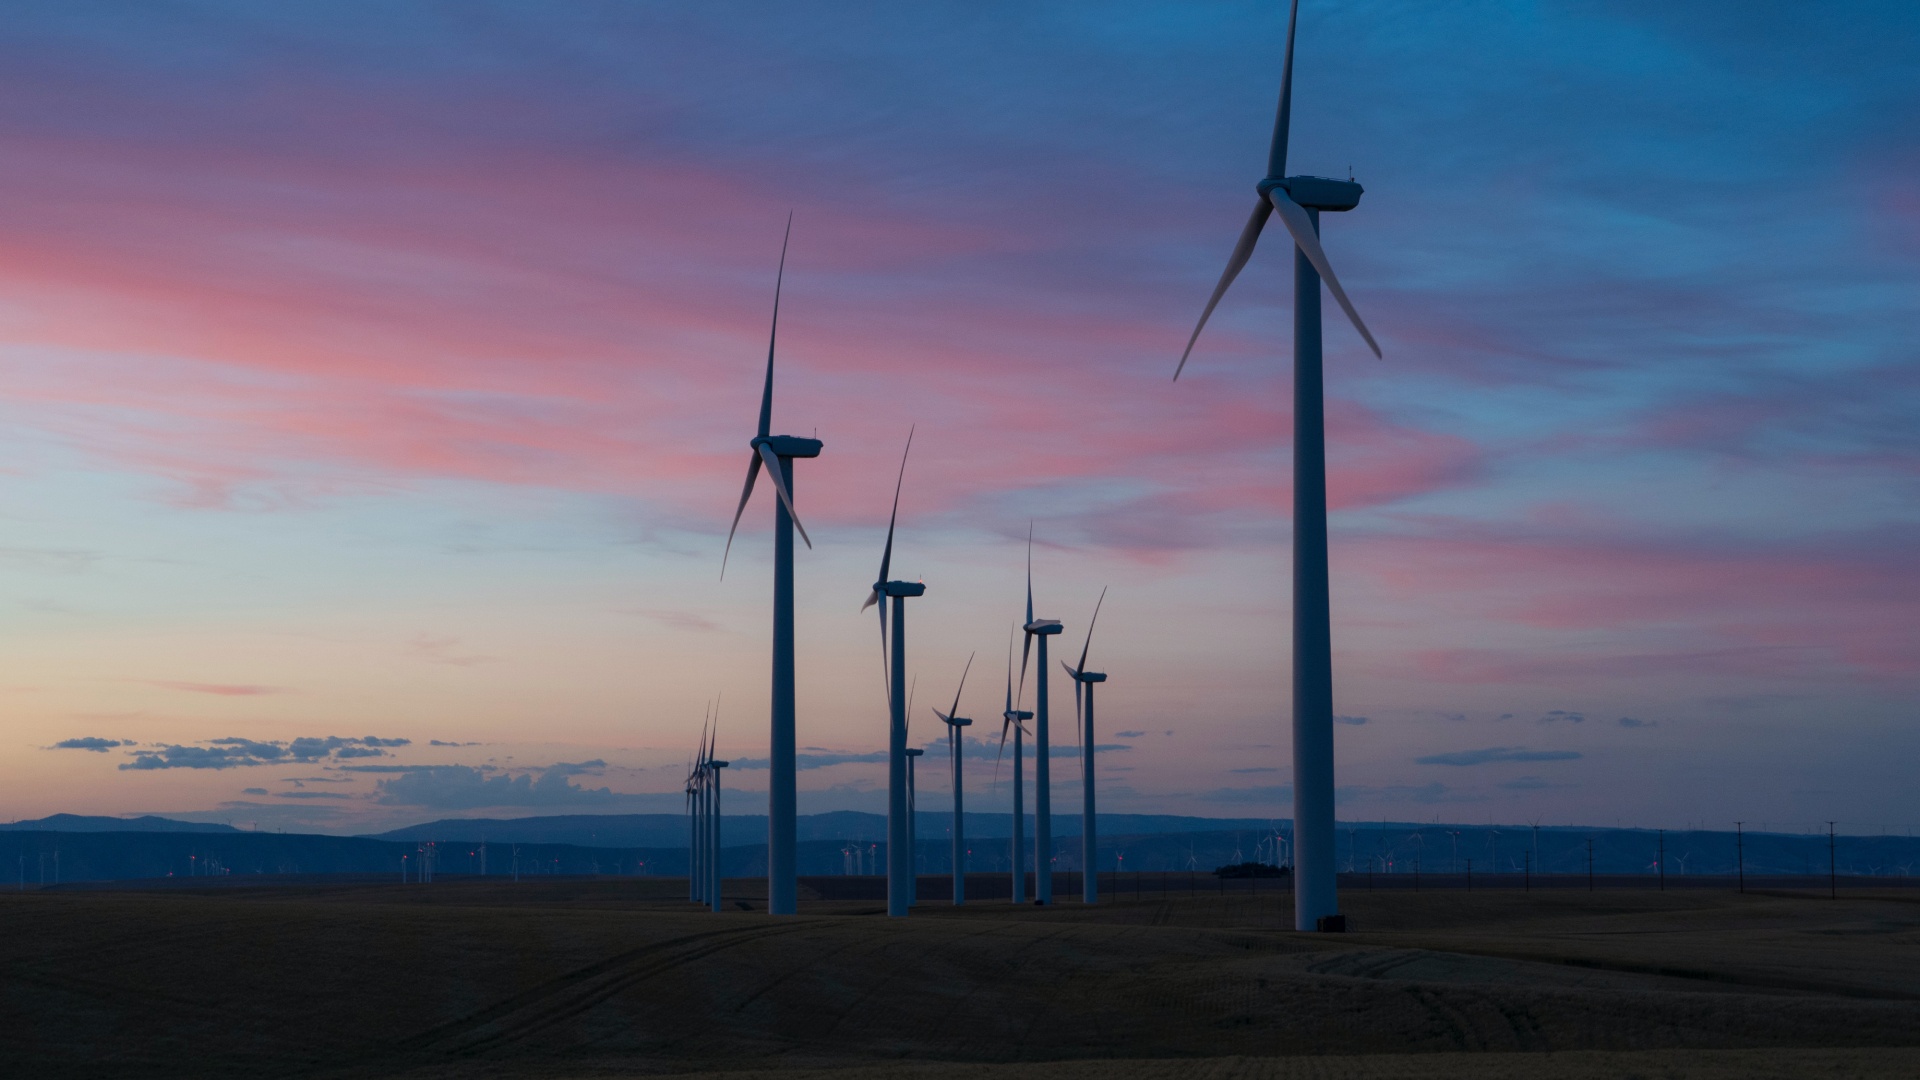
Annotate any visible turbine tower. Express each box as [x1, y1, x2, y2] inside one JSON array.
[[904, 745, 922, 904], [1175, 0, 1382, 933], [687, 719, 708, 905], [997, 629, 1033, 904], [932, 653, 976, 905], [722, 217, 823, 917], [861, 430, 922, 919], [1016, 529, 1064, 904], [685, 746, 699, 903], [707, 730, 728, 914], [1061, 588, 1108, 905]]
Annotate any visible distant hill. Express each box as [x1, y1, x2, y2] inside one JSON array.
[[371, 812, 1282, 847], [0, 814, 237, 834]]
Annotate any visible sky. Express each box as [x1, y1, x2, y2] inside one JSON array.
[[1, 1, 1915, 836]]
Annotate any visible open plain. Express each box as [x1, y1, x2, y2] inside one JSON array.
[[3, 880, 1918, 1079]]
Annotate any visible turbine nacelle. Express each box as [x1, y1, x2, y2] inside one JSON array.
[[877, 580, 926, 598], [1259, 175, 1364, 212], [904, 748, 923, 758], [933, 709, 973, 729], [1023, 620, 1063, 636], [753, 434, 824, 459]]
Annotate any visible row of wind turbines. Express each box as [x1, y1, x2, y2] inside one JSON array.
[[693, 0, 1378, 931]]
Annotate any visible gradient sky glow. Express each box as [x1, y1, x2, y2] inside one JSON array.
[[2, 1, 1916, 835]]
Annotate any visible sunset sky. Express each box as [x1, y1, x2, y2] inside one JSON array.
[[2, 1, 1915, 835]]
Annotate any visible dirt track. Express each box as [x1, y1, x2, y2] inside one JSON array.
[[2, 879, 1915, 1078]]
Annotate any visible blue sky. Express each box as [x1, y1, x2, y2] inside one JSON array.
[[0, 1, 1915, 833]]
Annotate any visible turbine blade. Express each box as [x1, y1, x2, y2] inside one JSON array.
[[758, 213, 792, 440], [1025, 523, 1034, 626], [1077, 586, 1107, 673], [1174, 199, 1272, 381], [860, 587, 879, 613], [1071, 674, 1083, 748], [947, 651, 974, 721], [1268, 189, 1383, 359], [878, 602, 890, 703], [720, 453, 762, 580], [755, 441, 813, 547], [1268, 0, 1300, 181], [1017, 632, 1032, 713], [1003, 624, 1015, 715], [905, 675, 917, 740], [877, 426, 913, 589], [993, 715, 1011, 788]]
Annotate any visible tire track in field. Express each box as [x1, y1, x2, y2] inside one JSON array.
[[396, 920, 814, 1057]]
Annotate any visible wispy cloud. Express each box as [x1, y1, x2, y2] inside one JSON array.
[[119, 736, 410, 770], [49, 737, 128, 752], [626, 608, 723, 633], [407, 635, 492, 667], [1415, 747, 1583, 767], [147, 681, 287, 697], [371, 760, 643, 810]]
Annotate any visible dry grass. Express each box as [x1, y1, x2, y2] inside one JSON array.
[[1, 880, 1915, 1079]]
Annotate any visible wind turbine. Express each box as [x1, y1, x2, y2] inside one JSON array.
[[721, 217, 823, 917], [932, 653, 976, 905], [904, 676, 920, 905], [1173, 0, 1382, 933], [861, 430, 923, 918], [1061, 588, 1108, 905], [905, 743, 923, 904], [1016, 528, 1064, 904], [686, 718, 707, 905], [997, 627, 1033, 903], [707, 721, 729, 914]]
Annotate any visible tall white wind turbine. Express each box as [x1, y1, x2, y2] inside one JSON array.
[[1015, 528, 1064, 904], [707, 722, 728, 914], [721, 217, 822, 917], [996, 628, 1033, 903], [932, 653, 975, 905], [1061, 588, 1108, 904], [1174, 0, 1381, 933], [861, 431, 923, 918]]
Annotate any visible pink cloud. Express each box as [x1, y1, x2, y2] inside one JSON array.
[[148, 681, 289, 697], [1355, 520, 1919, 682]]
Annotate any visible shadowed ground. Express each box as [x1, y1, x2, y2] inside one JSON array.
[[1, 879, 1915, 1078]]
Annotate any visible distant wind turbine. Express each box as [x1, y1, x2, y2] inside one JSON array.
[[997, 626, 1033, 904], [1016, 527, 1065, 904], [706, 717, 729, 914], [932, 653, 976, 905], [904, 676, 921, 906], [1172, 0, 1382, 933], [1061, 587, 1108, 905], [861, 430, 923, 918], [721, 216, 822, 917]]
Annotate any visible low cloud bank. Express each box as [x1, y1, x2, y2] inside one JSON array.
[[119, 736, 410, 770]]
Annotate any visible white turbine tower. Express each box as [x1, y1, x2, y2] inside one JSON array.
[[1061, 588, 1108, 904], [1015, 528, 1064, 904], [705, 711, 729, 913], [861, 431, 922, 918], [996, 628, 1033, 904], [932, 653, 976, 905], [1174, 0, 1382, 933], [721, 217, 821, 917]]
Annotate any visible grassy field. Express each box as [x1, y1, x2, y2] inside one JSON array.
[[2, 879, 1916, 1078]]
